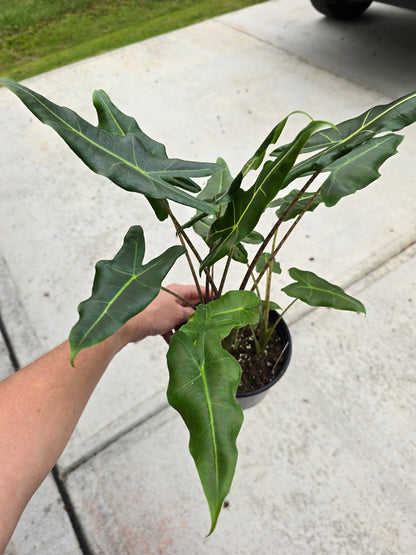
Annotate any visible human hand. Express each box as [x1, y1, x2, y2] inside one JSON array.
[[121, 284, 205, 345]]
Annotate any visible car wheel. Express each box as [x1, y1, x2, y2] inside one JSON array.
[[310, 0, 372, 19]]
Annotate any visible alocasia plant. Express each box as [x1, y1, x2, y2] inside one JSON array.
[[1, 77, 415, 533]]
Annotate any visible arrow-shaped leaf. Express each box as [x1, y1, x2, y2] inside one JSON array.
[[270, 132, 403, 218], [200, 119, 328, 269], [93, 89, 169, 159], [166, 291, 260, 534], [304, 90, 416, 153], [184, 290, 260, 340], [282, 268, 366, 313], [93, 89, 202, 220], [69, 225, 184, 363], [320, 133, 403, 206], [277, 90, 416, 185], [0, 78, 219, 214]]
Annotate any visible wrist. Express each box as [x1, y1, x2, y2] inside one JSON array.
[[106, 326, 132, 353], [115, 312, 149, 346]]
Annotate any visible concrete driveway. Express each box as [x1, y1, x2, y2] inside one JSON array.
[[1, 0, 415, 552]]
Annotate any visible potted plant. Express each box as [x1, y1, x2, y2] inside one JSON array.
[[1, 77, 415, 533]]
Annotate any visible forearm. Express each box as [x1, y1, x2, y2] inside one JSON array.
[[0, 283, 201, 550], [0, 332, 126, 550]]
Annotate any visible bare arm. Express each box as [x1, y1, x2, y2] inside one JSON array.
[[0, 284, 202, 551]]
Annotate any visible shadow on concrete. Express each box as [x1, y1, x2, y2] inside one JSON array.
[[309, 5, 416, 96], [219, 1, 415, 97]]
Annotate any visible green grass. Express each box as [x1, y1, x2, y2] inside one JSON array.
[[0, 0, 265, 80]]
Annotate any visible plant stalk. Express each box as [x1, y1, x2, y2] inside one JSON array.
[[239, 170, 321, 291], [161, 286, 198, 309], [163, 202, 219, 298], [247, 263, 262, 298], [263, 230, 278, 317], [248, 324, 261, 354], [205, 270, 210, 304], [218, 249, 234, 297], [250, 183, 323, 291], [175, 229, 204, 302], [264, 298, 297, 345]]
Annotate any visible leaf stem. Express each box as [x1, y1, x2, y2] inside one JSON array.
[[267, 298, 297, 337], [161, 286, 198, 309], [177, 230, 204, 301], [218, 249, 234, 297], [205, 261, 215, 303], [263, 230, 278, 318], [163, 202, 219, 299], [239, 170, 321, 291], [247, 262, 262, 298], [248, 324, 262, 354], [251, 185, 323, 291]]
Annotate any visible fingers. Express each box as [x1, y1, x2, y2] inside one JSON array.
[[165, 283, 206, 306], [123, 284, 207, 345], [158, 285, 205, 343]]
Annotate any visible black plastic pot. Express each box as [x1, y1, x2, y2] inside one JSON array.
[[236, 312, 292, 410]]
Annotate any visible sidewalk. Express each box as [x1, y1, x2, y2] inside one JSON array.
[[1, 0, 415, 552]]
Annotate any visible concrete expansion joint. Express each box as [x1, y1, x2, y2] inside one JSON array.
[[51, 467, 92, 555], [347, 237, 416, 296], [58, 401, 171, 479], [214, 16, 285, 50], [0, 312, 20, 372]]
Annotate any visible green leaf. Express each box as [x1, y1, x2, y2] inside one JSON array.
[[242, 230, 264, 245], [255, 253, 282, 274], [166, 291, 260, 534], [94, 89, 203, 220], [197, 157, 234, 206], [241, 115, 291, 175], [93, 89, 169, 158], [180, 158, 235, 238], [264, 300, 281, 311], [200, 119, 328, 269], [321, 133, 404, 206], [241, 111, 311, 176], [184, 290, 260, 340], [305, 91, 416, 154], [93, 89, 172, 220], [93, 92, 209, 202], [271, 189, 322, 221], [167, 328, 242, 535], [279, 90, 416, 184], [282, 268, 366, 314], [270, 133, 403, 219], [0, 78, 219, 214], [232, 243, 249, 264], [192, 215, 213, 241], [69, 226, 184, 363]]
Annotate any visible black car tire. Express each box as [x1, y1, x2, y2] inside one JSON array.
[[310, 0, 373, 19]]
